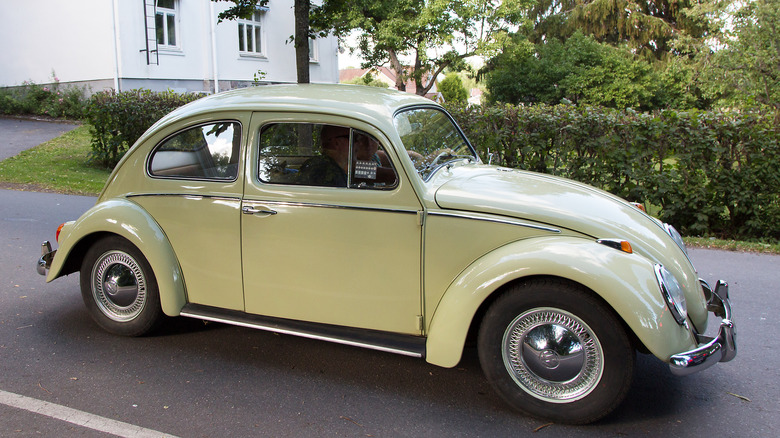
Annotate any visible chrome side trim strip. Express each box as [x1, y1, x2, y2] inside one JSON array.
[[126, 193, 241, 202], [242, 199, 418, 215], [428, 211, 561, 233], [128, 194, 418, 216], [179, 309, 424, 358]]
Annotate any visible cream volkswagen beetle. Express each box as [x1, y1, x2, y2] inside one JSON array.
[[38, 84, 735, 424]]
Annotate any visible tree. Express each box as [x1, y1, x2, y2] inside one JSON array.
[[481, 32, 686, 110], [213, 0, 310, 83], [294, 1, 311, 83], [439, 73, 469, 103], [704, 0, 780, 112], [521, 0, 716, 59], [311, 0, 528, 95]]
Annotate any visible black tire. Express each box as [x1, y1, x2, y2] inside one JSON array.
[[80, 236, 163, 336], [478, 278, 635, 424]]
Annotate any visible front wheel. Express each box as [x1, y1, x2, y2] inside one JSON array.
[[80, 236, 163, 336], [478, 279, 635, 424]]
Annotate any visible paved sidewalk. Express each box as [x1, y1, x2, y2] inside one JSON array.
[[0, 116, 80, 161]]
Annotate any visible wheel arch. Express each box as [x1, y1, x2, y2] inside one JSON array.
[[48, 198, 187, 317], [424, 236, 693, 368], [464, 274, 644, 355]]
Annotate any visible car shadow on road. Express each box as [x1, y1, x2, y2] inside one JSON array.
[[40, 302, 706, 431]]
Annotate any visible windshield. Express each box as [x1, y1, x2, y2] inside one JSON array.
[[393, 107, 478, 180]]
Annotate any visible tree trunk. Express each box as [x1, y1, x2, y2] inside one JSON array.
[[294, 0, 310, 84], [388, 49, 406, 92]]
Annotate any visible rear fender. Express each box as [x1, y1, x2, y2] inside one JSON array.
[[48, 198, 186, 316]]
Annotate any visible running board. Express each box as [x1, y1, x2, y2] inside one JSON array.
[[179, 304, 426, 358]]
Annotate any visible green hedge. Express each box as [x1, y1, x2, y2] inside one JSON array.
[[0, 81, 86, 119], [446, 103, 780, 241], [85, 89, 201, 168]]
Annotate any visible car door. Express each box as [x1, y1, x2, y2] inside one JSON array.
[[241, 113, 424, 335]]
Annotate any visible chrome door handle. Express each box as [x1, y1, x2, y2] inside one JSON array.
[[242, 206, 277, 215]]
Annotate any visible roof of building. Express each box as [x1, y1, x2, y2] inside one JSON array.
[[339, 67, 437, 97]]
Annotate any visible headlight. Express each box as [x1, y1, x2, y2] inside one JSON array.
[[655, 264, 688, 326], [664, 223, 687, 254]]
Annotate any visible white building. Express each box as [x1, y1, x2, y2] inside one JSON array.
[[0, 0, 339, 93]]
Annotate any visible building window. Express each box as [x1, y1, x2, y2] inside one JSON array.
[[155, 0, 178, 48], [309, 39, 318, 62], [238, 10, 265, 55]]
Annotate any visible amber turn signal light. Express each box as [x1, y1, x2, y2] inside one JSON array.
[[56, 223, 65, 243], [597, 238, 633, 254]]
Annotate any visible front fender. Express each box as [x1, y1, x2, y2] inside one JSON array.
[[47, 198, 186, 317], [425, 236, 696, 368]]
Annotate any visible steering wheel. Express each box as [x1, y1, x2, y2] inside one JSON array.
[[427, 148, 455, 169]]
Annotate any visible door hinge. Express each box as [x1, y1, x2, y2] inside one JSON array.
[[417, 210, 426, 226], [416, 315, 424, 331]]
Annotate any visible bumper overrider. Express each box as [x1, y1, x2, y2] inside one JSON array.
[[37, 241, 56, 276], [669, 279, 736, 376]]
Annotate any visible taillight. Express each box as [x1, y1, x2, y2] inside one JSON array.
[[56, 223, 65, 242]]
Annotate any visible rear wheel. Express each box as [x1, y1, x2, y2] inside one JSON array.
[[478, 279, 635, 424], [80, 236, 163, 336]]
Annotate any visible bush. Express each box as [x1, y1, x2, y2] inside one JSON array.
[[439, 73, 469, 104], [446, 102, 780, 241], [84, 89, 201, 168], [341, 73, 389, 88], [0, 79, 87, 119]]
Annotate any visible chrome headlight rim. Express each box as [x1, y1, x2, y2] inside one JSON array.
[[664, 223, 687, 254], [654, 264, 688, 327]]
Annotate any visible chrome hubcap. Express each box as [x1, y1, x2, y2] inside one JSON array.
[[91, 250, 146, 322], [502, 308, 603, 402]]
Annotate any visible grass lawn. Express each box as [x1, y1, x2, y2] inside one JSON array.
[[0, 125, 110, 196]]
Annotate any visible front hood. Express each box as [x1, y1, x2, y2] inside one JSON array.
[[434, 165, 687, 269]]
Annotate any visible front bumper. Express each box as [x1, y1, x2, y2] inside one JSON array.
[[36, 241, 56, 276], [669, 280, 736, 376]]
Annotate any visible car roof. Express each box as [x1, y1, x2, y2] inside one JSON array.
[[152, 83, 438, 132]]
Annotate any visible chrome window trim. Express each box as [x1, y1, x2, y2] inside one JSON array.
[[428, 211, 561, 233]]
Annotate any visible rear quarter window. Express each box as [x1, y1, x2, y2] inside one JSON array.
[[148, 121, 241, 181]]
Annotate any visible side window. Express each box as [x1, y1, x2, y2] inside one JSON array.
[[149, 122, 241, 181], [258, 124, 398, 189]]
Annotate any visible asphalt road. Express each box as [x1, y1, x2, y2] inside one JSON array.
[[0, 117, 80, 162], [1, 188, 778, 437]]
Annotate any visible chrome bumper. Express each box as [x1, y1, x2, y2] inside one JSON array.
[[36, 241, 56, 276], [669, 280, 736, 376]]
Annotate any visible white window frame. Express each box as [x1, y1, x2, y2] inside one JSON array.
[[308, 38, 319, 63], [238, 8, 267, 57], [155, 0, 180, 50]]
